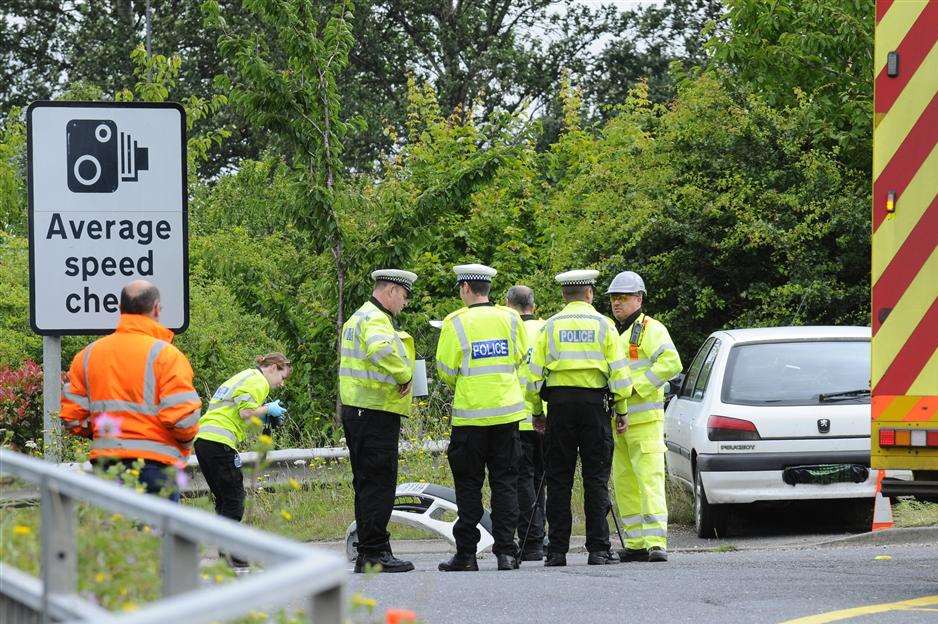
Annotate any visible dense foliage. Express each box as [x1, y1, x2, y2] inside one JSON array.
[[0, 0, 874, 447]]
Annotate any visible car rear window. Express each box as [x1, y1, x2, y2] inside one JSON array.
[[722, 340, 870, 406]]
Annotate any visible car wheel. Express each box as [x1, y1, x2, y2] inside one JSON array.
[[694, 466, 728, 538]]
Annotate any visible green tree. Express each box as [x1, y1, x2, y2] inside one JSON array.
[[710, 0, 872, 172]]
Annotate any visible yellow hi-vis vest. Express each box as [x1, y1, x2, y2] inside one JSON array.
[[436, 303, 532, 427], [620, 312, 682, 425], [196, 368, 270, 450], [339, 300, 416, 417], [518, 317, 547, 431], [528, 300, 632, 415]]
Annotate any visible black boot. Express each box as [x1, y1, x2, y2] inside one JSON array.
[[438, 553, 479, 572], [520, 547, 544, 562], [648, 547, 668, 562], [618, 548, 649, 563], [587, 550, 619, 565], [544, 552, 566, 567], [354, 551, 415, 573], [497, 554, 520, 570]]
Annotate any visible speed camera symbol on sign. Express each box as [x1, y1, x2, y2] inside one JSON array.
[[66, 119, 149, 193]]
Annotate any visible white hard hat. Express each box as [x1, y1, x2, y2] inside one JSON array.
[[606, 271, 645, 295]]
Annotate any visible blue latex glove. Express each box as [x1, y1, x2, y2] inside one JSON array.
[[263, 400, 287, 426]]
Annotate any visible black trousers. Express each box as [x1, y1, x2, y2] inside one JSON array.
[[544, 394, 613, 554], [516, 430, 546, 551], [342, 405, 401, 556], [448, 421, 520, 557], [194, 438, 245, 521]]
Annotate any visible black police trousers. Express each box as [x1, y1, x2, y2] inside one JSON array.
[[448, 420, 520, 557], [544, 391, 613, 554], [516, 429, 546, 551], [194, 438, 245, 521], [342, 405, 401, 556]]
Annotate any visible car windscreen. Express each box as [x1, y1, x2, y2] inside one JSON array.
[[722, 340, 870, 406]]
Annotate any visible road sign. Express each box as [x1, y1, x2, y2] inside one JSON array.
[[27, 101, 188, 335]]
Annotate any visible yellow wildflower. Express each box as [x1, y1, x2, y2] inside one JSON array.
[[94, 572, 107, 583], [121, 602, 139, 612], [351, 593, 377, 609], [110, 513, 123, 522], [250, 416, 263, 427], [288, 478, 301, 490], [259, 434, 273, 446], [13, 525, 32, 536], [214, 574, 225, 583], [142, 525, 152, 534], [280, 510, 293, 521]]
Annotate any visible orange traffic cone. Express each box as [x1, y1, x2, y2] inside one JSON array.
[[871, 469, 894, 532]]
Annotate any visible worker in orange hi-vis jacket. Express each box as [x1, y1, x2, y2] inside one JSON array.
[[60, 280, 202, 501]]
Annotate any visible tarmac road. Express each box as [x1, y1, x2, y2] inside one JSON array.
[[346, 543, 938, 624]]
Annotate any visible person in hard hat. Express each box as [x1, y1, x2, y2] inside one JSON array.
[[339, 269, 418, 574], [607, 270, 682, 562], [436, 264, 533, 572], [527, 270, 632, 567], [505, 284, 548, 562], [60, 280, 202, 501]]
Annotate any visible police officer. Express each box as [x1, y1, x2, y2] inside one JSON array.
[[339, 269, 418, 573], [505, 285, 547, 561], [436, 264, 532, 572], [528, 270, 632, 567], [607, 271, 682, 563]]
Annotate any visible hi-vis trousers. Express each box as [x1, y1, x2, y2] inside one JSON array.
[[612, 418, 668, 550]]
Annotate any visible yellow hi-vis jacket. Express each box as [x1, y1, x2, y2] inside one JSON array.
[[620, 312, 682, 425], [528, 300, 631, 415], [518, 317, 547, 431], [196, 368, 270, 450], [339, 299, 415, 417], [436, 303, 532, 427]]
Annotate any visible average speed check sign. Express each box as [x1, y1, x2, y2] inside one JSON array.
[[27, 102, 189, 334]]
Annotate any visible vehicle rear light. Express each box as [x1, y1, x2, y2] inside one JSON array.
[[895, 429, 912, 446], [879, 428, 895, 447], [707, 415, 761, 441], [928, 431, 938, 447], [912, 430, 927, 447]]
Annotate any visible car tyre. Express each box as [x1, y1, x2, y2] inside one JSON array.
[[694, 466, 728, 538]]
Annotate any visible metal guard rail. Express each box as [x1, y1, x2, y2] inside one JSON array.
[[0, 449, 346, 624]]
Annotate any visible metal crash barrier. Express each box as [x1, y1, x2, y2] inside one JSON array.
[[344, 482, 494, 560], [0, 449, 346, 624]]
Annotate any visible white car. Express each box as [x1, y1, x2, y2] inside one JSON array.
[[663, 326, 908, 538]]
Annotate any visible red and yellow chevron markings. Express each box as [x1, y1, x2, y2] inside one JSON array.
[[872, 0, 938, 401]]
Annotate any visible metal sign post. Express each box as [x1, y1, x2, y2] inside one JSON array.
[[27, 101, 189, 461], [42, 336, 61, 462]]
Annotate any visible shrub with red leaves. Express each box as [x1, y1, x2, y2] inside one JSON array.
[[0, 359, 44, 450]]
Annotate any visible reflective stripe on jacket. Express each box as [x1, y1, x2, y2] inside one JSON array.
[[620, 313, 682, 425], [338, 300, 415, 417], [518, 317, 547, 431], [435, 303, 531, 427], [60, 314, 202, 465], [196, 368, 269, 450], [528, 301, 632, 415]]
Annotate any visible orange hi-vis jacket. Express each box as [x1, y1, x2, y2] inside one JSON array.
[[60, 314, 202, 466]]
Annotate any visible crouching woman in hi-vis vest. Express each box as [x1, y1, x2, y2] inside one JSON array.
[[193, 353, 292, 560]]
